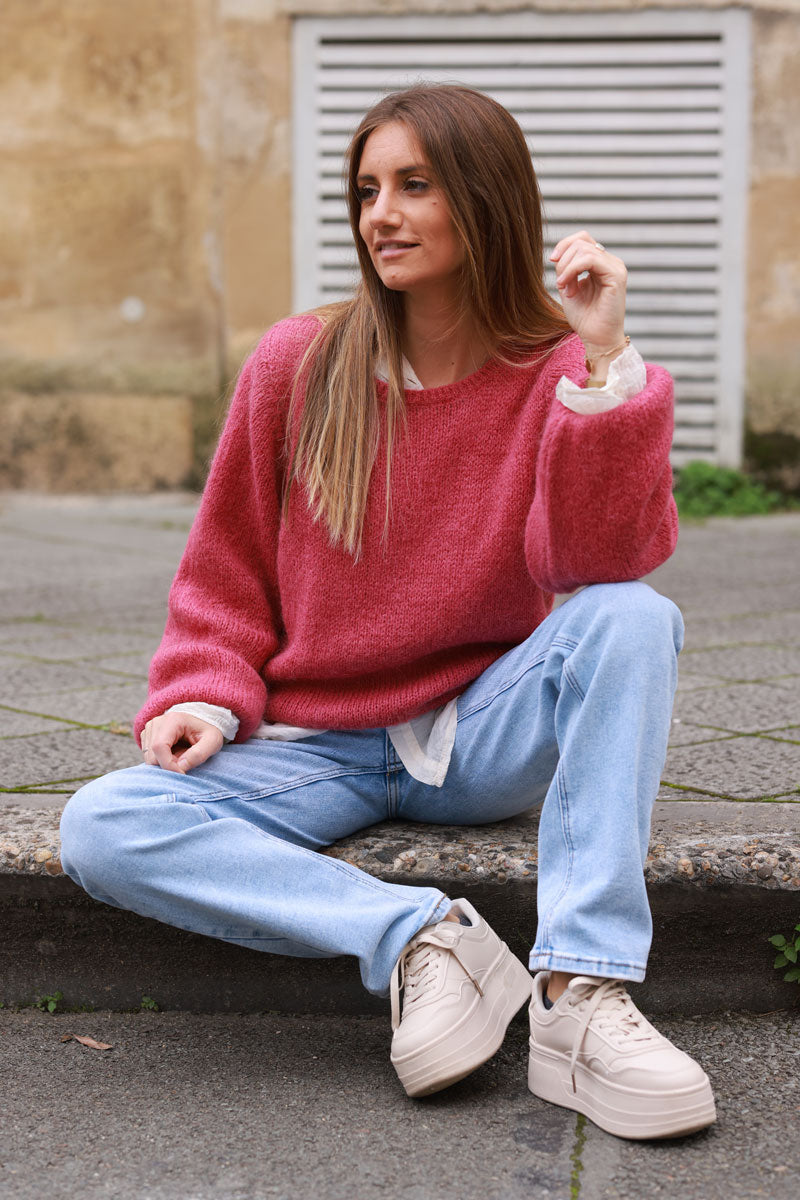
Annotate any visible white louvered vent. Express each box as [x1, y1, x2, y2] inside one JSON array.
[[292, 11, 750, 465]]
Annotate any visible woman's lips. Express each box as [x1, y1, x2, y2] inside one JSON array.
[[376, 242, 419, 259]]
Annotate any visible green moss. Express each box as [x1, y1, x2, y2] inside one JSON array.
[[570, 1113, 587, 1198]]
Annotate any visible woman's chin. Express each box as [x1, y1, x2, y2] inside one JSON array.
[[375, 268, 413, 293]]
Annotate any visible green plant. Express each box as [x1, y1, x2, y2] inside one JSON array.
[[140, 995, 160, 1011], [34, 990, 63, 1013], [769, 922, 800, 985], [674, 460, 784, 519]]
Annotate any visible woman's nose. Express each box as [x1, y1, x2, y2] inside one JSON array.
[[369, 188, 401, 227]]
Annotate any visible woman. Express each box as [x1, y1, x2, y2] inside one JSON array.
[[60, 85, 715, 1139]]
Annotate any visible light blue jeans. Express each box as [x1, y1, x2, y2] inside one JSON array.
[[60, 582, 682, 997]]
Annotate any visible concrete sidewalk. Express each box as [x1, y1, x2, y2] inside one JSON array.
[[2, 1007, 799, 1200], [1, 493, 799, 1012]]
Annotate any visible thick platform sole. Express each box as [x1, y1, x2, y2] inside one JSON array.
[[528, 1042, 717, 1140], [392, 951, 533, 1098]]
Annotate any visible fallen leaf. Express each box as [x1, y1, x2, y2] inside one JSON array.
[[61, 1033, 113, 1051]]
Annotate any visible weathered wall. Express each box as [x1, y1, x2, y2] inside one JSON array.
[[1, 0, 798, 489], [745, 8, 800, 486], [0, 1, 221, 388]]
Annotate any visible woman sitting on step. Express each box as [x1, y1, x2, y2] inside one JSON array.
[[59, 83, 715, 1140]]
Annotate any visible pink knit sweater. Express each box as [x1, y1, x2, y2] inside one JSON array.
[[134, 314, 678, 743]]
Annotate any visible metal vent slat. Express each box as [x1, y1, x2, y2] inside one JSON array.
[[320, 160, 724, 193], [319, 109, 724, 134], [317, 39, 725, 67], [318, 65, 724, 89]]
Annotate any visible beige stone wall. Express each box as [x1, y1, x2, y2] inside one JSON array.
[[1, 0, 220, 391], [220, 1, 293, 364], [0, 393, 195, 491], [746, 8, 800, 473], [0, 0, 293, 488], [1, 0, 798, 488]]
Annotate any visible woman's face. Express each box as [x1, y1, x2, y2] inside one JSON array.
[[356, 121, 464, 303]]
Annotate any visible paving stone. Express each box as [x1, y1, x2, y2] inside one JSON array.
[[0, 727, 141, 789], [767, 728, 800, 745], [656, 782, 719, 802], [667, 718, 737, 747], [674, 680, 800, 735], [10, 682, 147, 727], [0, 627, 155, 660], [0, 581, 171, 623], [680, 644, 800, 682], [88, 651, 152, 678], [0, 710, 78, 737], [0, 792, 68, 809], [0, 514, 188, 564], [60, 609, 168, 638], [651, 799, 800, 836], [682, 610, 800, 651], [0, 492, 197, 537], [664, 736, 800, 800], [663, 585, 800, 619], [675, 672, 730, 693], [0, 656, 128, 697]]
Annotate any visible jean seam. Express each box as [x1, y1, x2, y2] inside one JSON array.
[[457, 636, 579, 721], [537, 761, 574, 952], [201, 932, 339, 953], [389, 767, 400, 818], [385, 732, 402, 817], [193, 764, 388, 805], [561, 658, 586, 703]]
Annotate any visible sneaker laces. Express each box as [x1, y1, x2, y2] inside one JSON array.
[[390, 927, 483, 1031], [566, 978, 659, 1092]]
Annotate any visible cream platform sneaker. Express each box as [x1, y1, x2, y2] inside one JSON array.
[[390, 899, 533, 1098], [528, 972, 716, 1139]]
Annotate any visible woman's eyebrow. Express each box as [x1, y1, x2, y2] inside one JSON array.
[[356, 165, 428, 183]]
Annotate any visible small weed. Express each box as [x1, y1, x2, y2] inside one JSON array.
[[769, 923, 800, 985], [140, 995, 160, 1011], [34, 991, 63, 1013], [674, 461, 787, 519]]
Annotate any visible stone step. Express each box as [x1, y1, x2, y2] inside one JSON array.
[[2, 800, 798, 1015]]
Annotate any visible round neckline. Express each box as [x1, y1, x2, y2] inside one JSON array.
[[375, 354, 517, 404]]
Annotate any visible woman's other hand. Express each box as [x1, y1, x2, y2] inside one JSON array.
[[140, 713, 225, 774], [550, 230, 627, 360]]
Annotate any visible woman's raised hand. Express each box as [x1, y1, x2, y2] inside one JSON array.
[[550, 230, 627, 359], [140, 712, 225, 774]]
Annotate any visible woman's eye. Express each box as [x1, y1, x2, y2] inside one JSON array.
[[405, 178, 429, 193]]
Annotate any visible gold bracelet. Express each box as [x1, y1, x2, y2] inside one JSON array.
[[584, 334, 630, 377]]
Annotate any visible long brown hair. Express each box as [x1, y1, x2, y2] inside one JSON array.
[[282, 84, 572, 560]]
